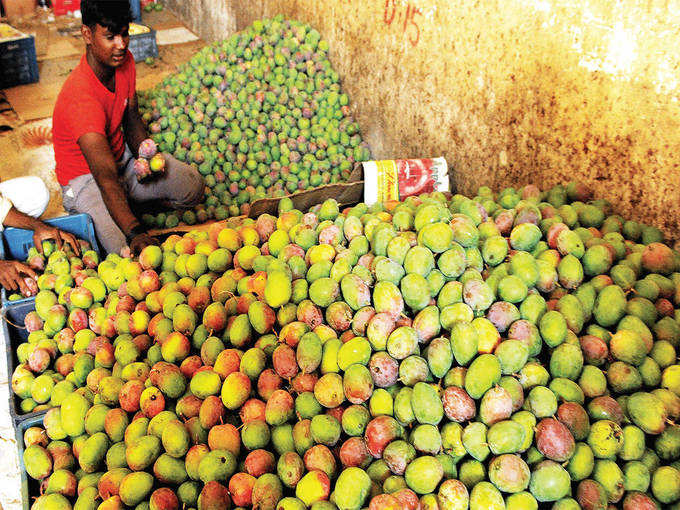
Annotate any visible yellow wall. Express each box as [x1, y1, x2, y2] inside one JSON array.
[[165, 0, 680, 240]]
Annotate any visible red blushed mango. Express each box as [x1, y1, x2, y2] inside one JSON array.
[[642, 242, 675, 275], [140, 386, 165, 418], [326, 406, 345, 423], [257, 369, 284, 400], [150, 487, 179, 510], [340, 330, 356, 343], [557, 402, 591, 441], [54, 354, 75, 377], [149, 361, 186, 399], [197, 480, 231, 510], [116, 295, 136, 313], [199, 395, 226, 429], [185, 444, 210, 480], [240, 398, 266, 423], [176, 394, 202, 420], [339, 437, 372, 468], [208, 423, 241, 457], [297, 300, 324, 329], [351, 307, 376, 337], [55, 327, 75, 352], [255, 214, 276, 242], [119, 380, 145, 412], [161, 332, 191, 363], [147, 313, 164, 338], [276, 452, 305, 488], [138, 270, 160, 294], [207, 223, 223, 244], [98, 468, 130, 499], [272, 345, 299, 379], [369, 494, 401, 510], [245, 449, 276, 477], [188, 286, 211, 314], [291, 373, 318, 394], [132, 334, 151, 353], [365, 416, 404, 458], [129, 310, 150, 336], [213, 349, 242, 379], [221, 372, 251, 410], [91, 342, 113, 368], [229, 472, 256, 507], [392, 488, 420, 510], [303, 445, 337, 479], [264, 389, 295, 426], [247, 271, 267, 298], [68, 308, 89, 332], [177, 277, 195, 296], [326, 301, 353, 332], [217, 228, 241, 251], [202, 302, 228, 332], [236, 293, 258, 315], [174, 237, 196, 255], [247, 300, 276, 334], [180, 355, 203, 378], [280, 321, 309, 347]]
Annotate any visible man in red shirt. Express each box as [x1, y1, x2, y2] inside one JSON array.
[[53, 0, 203, 255]]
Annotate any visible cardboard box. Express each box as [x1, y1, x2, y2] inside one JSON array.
[[1, 0, 37, 21]]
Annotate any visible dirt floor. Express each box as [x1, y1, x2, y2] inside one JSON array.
[[0, 7, 206, 220]]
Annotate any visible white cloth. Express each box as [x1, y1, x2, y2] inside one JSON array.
[[0, 176, 50, 230]]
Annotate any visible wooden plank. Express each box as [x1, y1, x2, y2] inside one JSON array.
[[146, 216, 246, 237]]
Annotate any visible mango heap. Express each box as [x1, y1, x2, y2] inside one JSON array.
[[15, 182, 680, 510], [137, 15, 370, 228], [6, 239, 97, 302]]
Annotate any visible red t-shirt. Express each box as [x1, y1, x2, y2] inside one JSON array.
[[53, 50, 136, 186]]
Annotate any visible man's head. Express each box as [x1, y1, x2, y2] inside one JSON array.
[[81, 0, 132, 68]]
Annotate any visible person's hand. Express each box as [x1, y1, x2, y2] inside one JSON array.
[[128, 232, 159, 256], [0, 260, 37, 295], [33, 224, 80, 256]]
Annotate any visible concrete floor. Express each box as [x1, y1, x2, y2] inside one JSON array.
[[0, 8, 205, 510]]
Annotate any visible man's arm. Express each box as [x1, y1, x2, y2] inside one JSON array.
[[123, 93, 148, 158], [78, 132, 156, 254]]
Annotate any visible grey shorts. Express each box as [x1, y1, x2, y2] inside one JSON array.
[[61, 146, 204, 254]]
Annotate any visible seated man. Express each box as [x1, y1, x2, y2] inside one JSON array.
[[0, 176, 79, 295], [53, 0, 204, 255]]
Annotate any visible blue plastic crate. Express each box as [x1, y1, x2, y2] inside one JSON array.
[[129, 28, 158, 62], [0, 34, 39, 89], [2, 300, 48, 424], [1, 213, 100, 306], [14, 413, 44, 510]]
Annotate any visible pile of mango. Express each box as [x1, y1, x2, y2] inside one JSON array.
[[14, 182, 680, 510], [137, 15, 370, 228], [6, 240, 98, 302]]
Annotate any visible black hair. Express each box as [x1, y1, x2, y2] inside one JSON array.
[[81, 0, 132, 34]]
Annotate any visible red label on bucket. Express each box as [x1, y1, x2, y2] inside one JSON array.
[[362, 157, 449, 205]]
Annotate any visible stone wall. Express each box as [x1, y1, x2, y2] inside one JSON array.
[[163, 0, 680, 240]]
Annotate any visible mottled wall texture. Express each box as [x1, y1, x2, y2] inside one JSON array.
[[164, 0, 680, 239]]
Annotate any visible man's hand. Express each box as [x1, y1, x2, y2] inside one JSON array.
[[0, 260, 37, 294], [128, 232, 158, 256], [33, 224, 81, 256]]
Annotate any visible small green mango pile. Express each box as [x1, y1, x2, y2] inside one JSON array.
[[15, 181, 680, 510], [137, 15, 370, 228]]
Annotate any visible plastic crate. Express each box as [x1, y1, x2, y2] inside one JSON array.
[[129, 28, 158, 62], [0, 33, 39, 89], [1, 213, 100, 306], [14, 413, 43, 510], [51, 0, 80, 16], [2, 300, 50, 425]]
